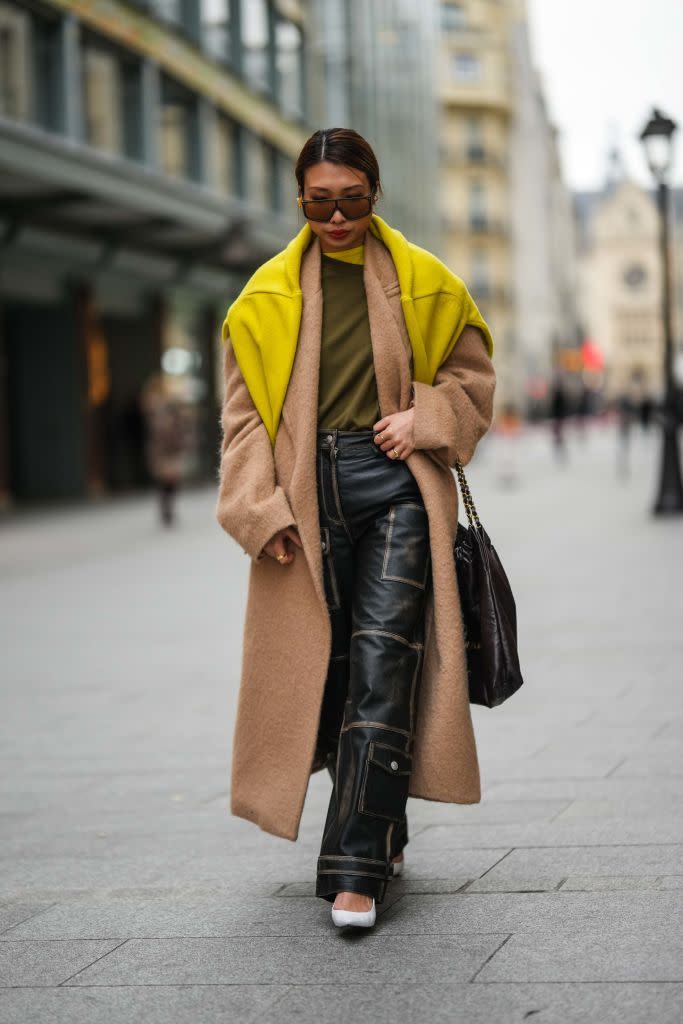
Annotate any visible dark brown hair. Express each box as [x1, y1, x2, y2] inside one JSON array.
[[294, 128, 383, 201]]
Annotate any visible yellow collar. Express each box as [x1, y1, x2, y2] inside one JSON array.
[[223, 213, 493, 445], [323, 243, 364, 265]]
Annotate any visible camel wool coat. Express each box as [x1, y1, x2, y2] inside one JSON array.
[[216, 228, 497, 841]]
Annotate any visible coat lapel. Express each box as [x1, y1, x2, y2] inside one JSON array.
[[363, 230, 414, 416], [280, 236, 326, 610]]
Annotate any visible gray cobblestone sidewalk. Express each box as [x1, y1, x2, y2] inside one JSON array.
[[1, 420, 682, 1023]]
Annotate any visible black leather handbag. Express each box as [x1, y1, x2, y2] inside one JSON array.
[[453, 462, 524, 707]]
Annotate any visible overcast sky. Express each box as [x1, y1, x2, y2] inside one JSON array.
[[527, 0, 683, 193]]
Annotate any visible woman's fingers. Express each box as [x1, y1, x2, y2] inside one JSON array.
[[270, 542, 292, 564], [284, 526, 303, 548], [264, 527, 299, 564]]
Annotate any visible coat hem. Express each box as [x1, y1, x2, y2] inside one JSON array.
[[230, 796, 299, 842]]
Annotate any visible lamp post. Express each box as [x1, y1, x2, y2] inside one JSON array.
[[639, 108, 683, 515]]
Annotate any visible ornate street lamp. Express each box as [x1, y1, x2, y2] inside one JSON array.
[[639, 108, 683, 514]]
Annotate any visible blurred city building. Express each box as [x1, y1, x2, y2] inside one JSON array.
[[305, 0, 441, 249], [0, 0, 587, 511], [436, 0, 578, 416], [574, 146, 683, 404], [0, 0, 308, 506]]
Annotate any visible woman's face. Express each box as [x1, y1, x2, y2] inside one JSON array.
[[301, 162, 375, 252]]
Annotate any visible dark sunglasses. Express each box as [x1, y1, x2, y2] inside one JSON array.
[[298, 193, 374, 222]]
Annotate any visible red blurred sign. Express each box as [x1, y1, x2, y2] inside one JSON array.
[[581, 338, 604, 370]]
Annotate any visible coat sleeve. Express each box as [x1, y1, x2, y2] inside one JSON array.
[[215, 333, 297, 562], [411, 324, 496, 467]]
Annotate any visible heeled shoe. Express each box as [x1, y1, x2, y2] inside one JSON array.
[[331, 898, 376, 929], [391, 857, 405, 876]]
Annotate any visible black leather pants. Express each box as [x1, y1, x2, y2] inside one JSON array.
[[314, 427, 432, 904]]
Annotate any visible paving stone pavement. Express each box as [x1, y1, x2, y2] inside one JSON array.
[[1, 419, 682, 1023]]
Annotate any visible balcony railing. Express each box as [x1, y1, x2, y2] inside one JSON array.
[[439, 145, 508, 171], [442, 213, 510, 239]]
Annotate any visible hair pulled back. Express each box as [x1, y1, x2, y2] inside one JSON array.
[[295, 128, 383, 201]]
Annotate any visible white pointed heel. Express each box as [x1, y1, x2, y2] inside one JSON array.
[[331, 898, 376, 929]]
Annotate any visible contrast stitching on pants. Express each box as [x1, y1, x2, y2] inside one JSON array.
[[340, 720, 411, 738], [318, 447, 343, 526], [381, 505, 396, 578], [318, 855, 387, 865], [380, 503, 431, 590], [371, 740, 413, 767], [382, 570, 429, 590], [330, 653, 349, 661], [330, 456, 354, 543], [409, 644, 423, 736], [317, 868, 388, 879], [352, 627, 424, 650]]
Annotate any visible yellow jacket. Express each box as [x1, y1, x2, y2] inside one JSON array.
[[222, 212, 494, 446]]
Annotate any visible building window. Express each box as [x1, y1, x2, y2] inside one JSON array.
[[244, 131, 276, 209], [469, 179, 487, 228], [212, 111, 238, 194], [241, 0, 272, 95], [466, 116, 482, 143], [623, 264, 647, 290], [140, 1, 200, 41], [30, 9, 61, 132], [82, 45, 123, 155], [452, 52, 481, 82], [441, 3, 466, 32], [273, 148, 295, 213], [202, 0, 233, 65], [160, 74, 200, 180], [466, 115, 485, 160], [0, 3, 31, 123], [471, 249, 489, 295], [275, 17, 303, 118], [82, 35, 144, 160], [276, 149, 295, 213], [149, 1, 182, 27]]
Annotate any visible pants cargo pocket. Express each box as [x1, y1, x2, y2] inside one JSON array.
[[380, 502, 431, 589], [358, 741, 412, 822], [320, 526, 342, 610]]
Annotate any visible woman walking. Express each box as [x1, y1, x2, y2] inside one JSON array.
[[216, 129, 496, 929]]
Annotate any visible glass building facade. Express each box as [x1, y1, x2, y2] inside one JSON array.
[[0, 0, 308, 505], [305, 0, 441, 251]]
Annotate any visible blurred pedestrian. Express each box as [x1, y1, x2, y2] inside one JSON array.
[[549, 375, 569, 463], [616, 391, 636, 478], [216, 128, 496, 930], [575, 383, 593, 442], [140, 373, 188, 526], [638, 393, 653, 432]]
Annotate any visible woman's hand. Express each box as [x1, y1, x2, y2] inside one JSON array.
[[373, 408, 416, 460], [260, 525, 303, 565]]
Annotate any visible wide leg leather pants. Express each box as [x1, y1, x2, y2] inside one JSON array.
[[314, 427, 432, 904]]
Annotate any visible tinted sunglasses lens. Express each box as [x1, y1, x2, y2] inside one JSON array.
[[304, 200, 336, 222], [339, 197, 371, 219]]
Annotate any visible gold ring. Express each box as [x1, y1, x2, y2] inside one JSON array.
[[378, 432, 385, 441], [276, 553, 286, 562], [392, 447, 400, 458]]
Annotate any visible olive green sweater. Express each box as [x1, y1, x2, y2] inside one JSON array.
[[318, 249, 382, 430]]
